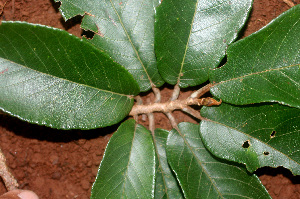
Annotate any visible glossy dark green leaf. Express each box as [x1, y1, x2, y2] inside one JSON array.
[[166, 122, 271, 198], [200, 103, 300, 175], [210, 5, 300, 108], [0, 22, 139, 129], [91, 119, 155, 199], [155, 0, 252, 87], [153, 129, 184, 199], [55, 0, 164, 92]]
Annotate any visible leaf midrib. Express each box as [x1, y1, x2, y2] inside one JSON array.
[[109, 0, 154, 88], [1, 58, 132, 98], [175, 127, 224, 199], [205, 120, 300, 165], [177, 0, 199, 85], [215, 63, 300, 85]]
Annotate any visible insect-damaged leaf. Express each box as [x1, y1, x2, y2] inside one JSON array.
[[155, 0, 252, 87], [91, 119, 155, 199], [210, 5, 300, 108], [0, 22, 139, 129], [166, 122, 271, 198], [55, 0, 164, 92], [200, 103, 300, 175]]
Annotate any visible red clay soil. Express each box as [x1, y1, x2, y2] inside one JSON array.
[[0, 0, 299, 198]]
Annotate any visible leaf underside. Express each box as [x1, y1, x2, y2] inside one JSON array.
[[166, 122, 271, 199], [0, 22, 139, 129], [155, 0, 252, 88], [55, 0, 165, 92], [91, 119, 155, 199], [210, 5, 300, 108], [200, 103, 300, 175]]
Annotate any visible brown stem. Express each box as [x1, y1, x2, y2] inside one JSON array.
[[182, 106, 207, 121], [0, 148, 18, 191], [147, 113, 155, 135], [283, 0, 295, 7], [129, 97, 221, 116], [170, 84, 180, 101], [152, 87, 161, 103], [165, 112, 179, 131], [133, 96, 143, 122], [189, 83, 213, 99]]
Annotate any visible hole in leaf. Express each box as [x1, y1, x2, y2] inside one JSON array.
[[242, 140, 250, 148], [264, 151, 270, 156], [82, 30, 95, 39], [270, 130, 276, 138]]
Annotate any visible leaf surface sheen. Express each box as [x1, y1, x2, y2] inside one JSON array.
[[91, 119, 156, 199], [55, 0, 164, 92], [166, 122, 271, 199], [155, 0, 252, 87], [153, 129, 184, 199], [200, 103, 300, 175], [0, 22, 139, 129], [210, 5, 300, 108]]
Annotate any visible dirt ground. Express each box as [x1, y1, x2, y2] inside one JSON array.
[[0, 0, 299, 198]]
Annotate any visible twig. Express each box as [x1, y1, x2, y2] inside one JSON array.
[[152, 87, 161, 103], [129, 97, 221, 116], [0, 1, 7, 16], [0, 148, 19, 191], [189, 83, 213, 99], [182, 106, 206, 121], [133, 96, 143, 122], [147, 113, 155, 135], [283, 0, 295, 7], [170, 84, 180, 101], [165, 112, 179, 131]]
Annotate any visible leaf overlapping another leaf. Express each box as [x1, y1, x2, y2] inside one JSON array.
[[91, 119, 155, 199], [155, 0, 252, 88], [0, 22, 139, 129], [153, 129, 184, 199], [55, 0, 165, 92], [210, 5, 300, 108], [166, 122, 271, 198], [200, 103, 300, 175]]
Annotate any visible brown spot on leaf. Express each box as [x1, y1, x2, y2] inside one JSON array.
[[242, 140, 250, 148], [0, 68, 8, 74], [270, 130, 276, 138]]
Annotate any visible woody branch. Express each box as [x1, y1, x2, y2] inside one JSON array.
[[129, 97, 221, 117]]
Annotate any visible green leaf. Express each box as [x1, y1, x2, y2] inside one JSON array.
[[155, 0, 252, 87], [166, 122, 271, 198], [0, 21, 139, 129], [55, 0, 164, 92], [210, 5, 300, 108], [153, 129, 184, 199], [91, 119, 156, 199], [200, 103, 300, 175]]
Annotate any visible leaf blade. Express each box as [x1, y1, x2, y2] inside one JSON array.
[[0, 21, 139, 129], [200, 103, 300, 175], [153, 128, 184, 199], [155, 0, 252, 87], [166, 122, 271, 198], [210, 5, 300, 108], [55, 0, 165, 92], [91, 119, 156, 199]]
